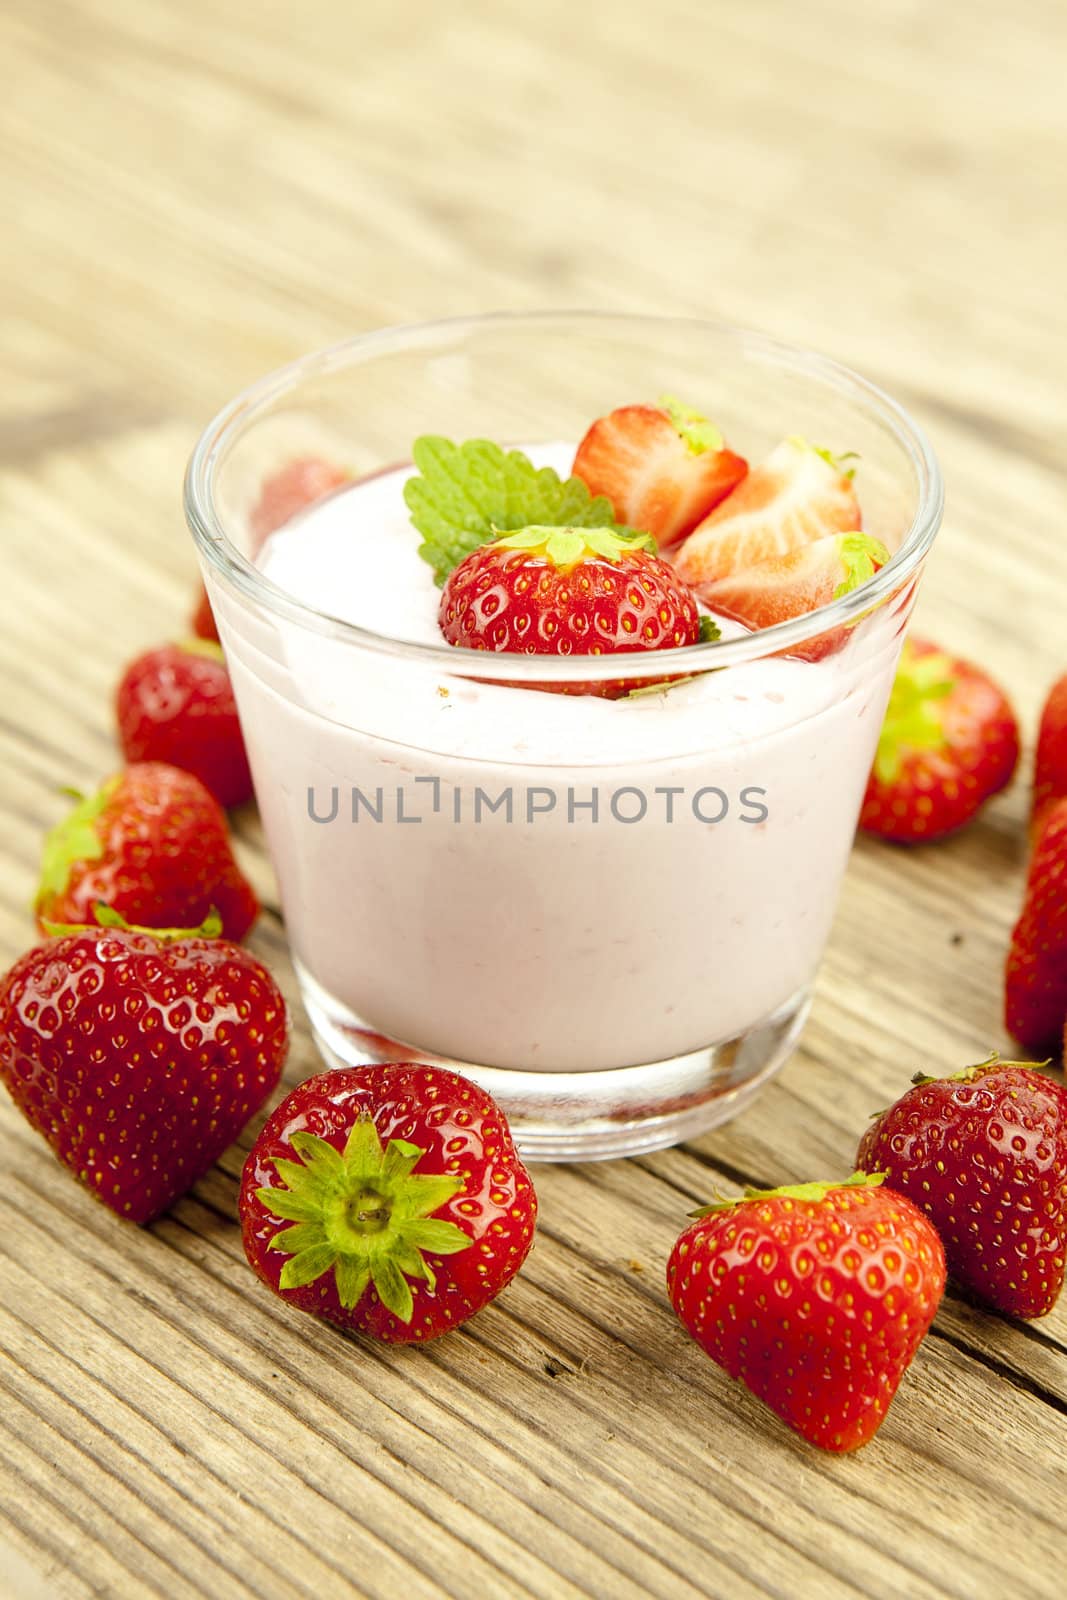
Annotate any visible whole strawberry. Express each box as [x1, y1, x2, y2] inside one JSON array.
[[1032, 672, 1067, 838], [858, 1060, 1067, 1319], [0, 911, 288, 1223], [667, 1173, 945, 1452], [859, 637, 1019, 843], [116, 641, 253, 808], [35, 762, 258, 941], [240, 1064, 536, 1342], [189, 455, 349, 644], [1006, 798, 1067, 1050], [439, 525, 701, 697], [248, 455, 350, 553]]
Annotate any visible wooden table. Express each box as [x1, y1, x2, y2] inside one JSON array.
[[2, 2, 1065, 1596]]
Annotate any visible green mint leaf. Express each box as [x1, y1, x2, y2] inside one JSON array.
[[698, 614, 722, 644], [405, 436, 642, 584]]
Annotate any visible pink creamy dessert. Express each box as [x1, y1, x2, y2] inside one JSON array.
[[221, 444, 907, 1075]]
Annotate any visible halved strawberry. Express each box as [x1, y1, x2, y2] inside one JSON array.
[[672, 436, 861, 586], [572, 396, 747, 548], [700, 532, 888, 661]]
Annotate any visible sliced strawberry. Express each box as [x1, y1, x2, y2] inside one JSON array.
[[572, 397, 747, 548], [672, 436, 861, 586], [699, 531, 888, 661]]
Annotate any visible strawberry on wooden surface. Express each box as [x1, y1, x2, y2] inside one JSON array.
[[35, 762, 258, 941], [859, 638, 1019, 842], [1032, 672, 1067, 838], [240, 1065, 537, 1343], [571, 396, 747, 547], [672, 436, 860, 586], [0, 910, 288, 1223], [666, 1173, 945, 1452], [1006, 797, 1067, 1051], [858, 1058, 1067, 1320], [116, 640, 253, 808]]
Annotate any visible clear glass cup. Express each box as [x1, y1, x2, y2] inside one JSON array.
[[184, 313, 942, 1160]]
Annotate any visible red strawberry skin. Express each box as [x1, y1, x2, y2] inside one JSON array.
[[667, 1179, 945, 1451], [858, 1063, 1067, 1319], [191, 584, 220, 643], [0, 927, 288, 1223], [249, 456, 349, 554], [1006, 798, 1067, 1050], [860, 637, 1019, 843], [35, 763, 258, 942], [1032, 673, 1067, 836], [240, 1065, 537, 1343], [117, 643, 253, 809], [439, 529, 700, 697], [572, 403, 747, 547]]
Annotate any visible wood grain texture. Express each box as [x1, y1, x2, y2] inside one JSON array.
[[2, 0, 1066, 1596]]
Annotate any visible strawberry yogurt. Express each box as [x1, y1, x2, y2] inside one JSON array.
[[219, 446, 909, 1077]]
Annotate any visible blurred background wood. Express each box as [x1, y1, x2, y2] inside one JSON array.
[[1, 1, 1066, 1596]]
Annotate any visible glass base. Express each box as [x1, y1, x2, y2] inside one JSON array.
[[297, 962, 811, 1161]]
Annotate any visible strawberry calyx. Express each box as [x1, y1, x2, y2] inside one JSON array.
[[178, 636, 226, 663], [872, 641, 956, 785], [257, 1114, 472, 1322], [833, 533, 890, 600], [908, 1052, 1050, 1089], [491, 524, 657, 569], [657, 395, 724, 456], [41, 901, 224, 943], [688, 1170, 884, 1219], [787, 436, 861, 481], [37, 780, 116, 903]]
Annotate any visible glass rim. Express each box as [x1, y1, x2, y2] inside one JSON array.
[[183, 310, 944, 683]]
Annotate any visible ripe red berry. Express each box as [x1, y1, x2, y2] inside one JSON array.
[[1006, 798, 1067, 1051], [240, 1064, 537, 1343], [35, 763, 258, 942], [667, 1173, 945, 1451], [438, 526, 701, 697], [1032, 672, 1067, 838], [116, 641, 253, 808], [859, 638, 1019, 843], [0, 916, 288, 1223], [858, 1060, 1067, 1319]]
